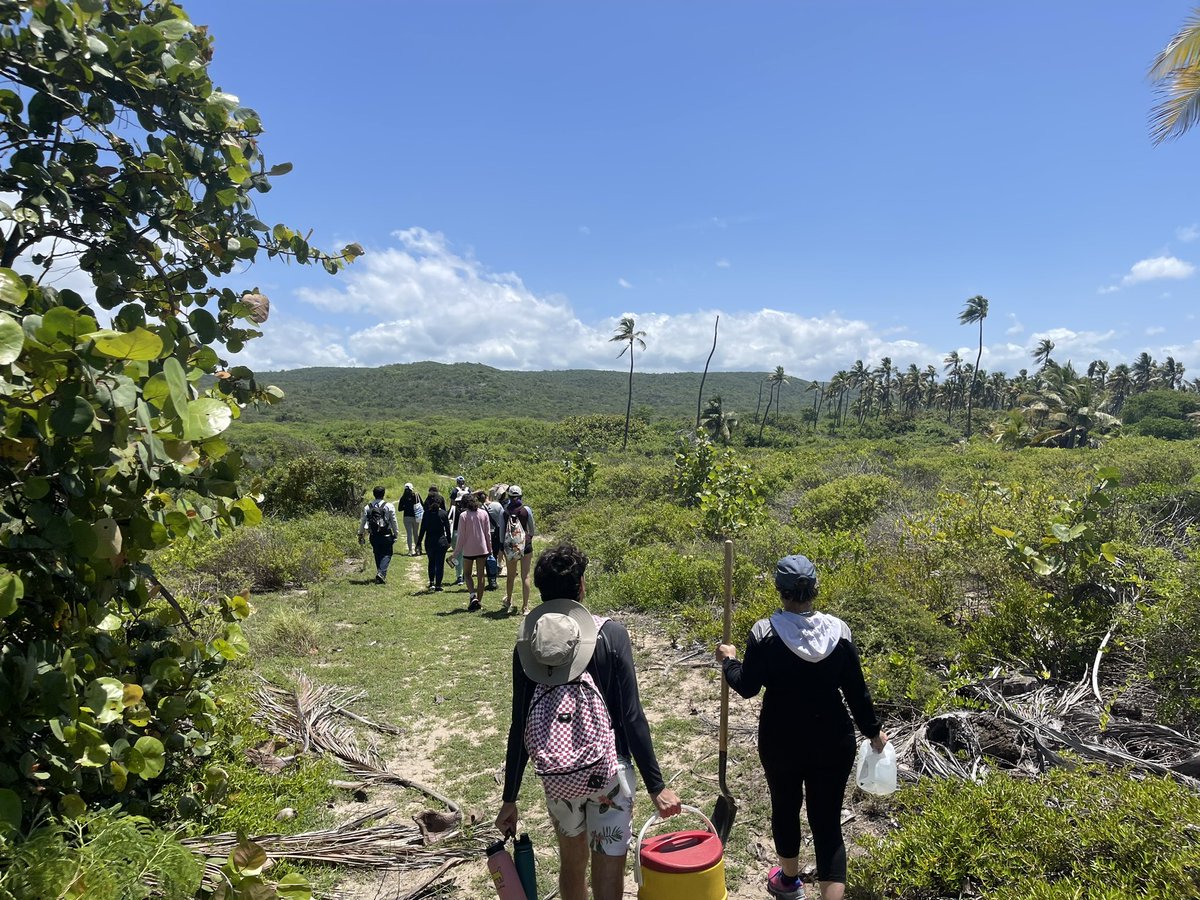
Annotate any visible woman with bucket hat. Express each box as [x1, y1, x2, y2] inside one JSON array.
[[496, 542, 681, 900], [716, 555, 888, 900]]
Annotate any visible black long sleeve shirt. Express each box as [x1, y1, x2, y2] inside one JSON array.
[[502, 619, 665, 802], [722, 617, 881, 749]]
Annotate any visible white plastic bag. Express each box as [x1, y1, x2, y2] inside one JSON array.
[[855, 739, 897, 796]]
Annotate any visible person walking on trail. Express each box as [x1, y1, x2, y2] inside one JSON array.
[[484, 484, 508, 591], [716, 554, 889, 900], [358, 486, 399, 584], [496, 542, 682, 900], [455, 491, 493, 611], [416, 489, 451, 591], [501, 484, 535, 614], [449, 474, 469, 505], [398, 483, 422, 556], [448, 491, 467, 586]]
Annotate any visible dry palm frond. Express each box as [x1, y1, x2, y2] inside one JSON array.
[[252, 673, 460, 814]]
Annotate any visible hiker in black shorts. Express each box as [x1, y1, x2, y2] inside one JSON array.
[[716, 554, 888, 900]]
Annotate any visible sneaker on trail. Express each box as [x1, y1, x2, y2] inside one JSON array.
[[467, 597, 482, 612], [766, 867, 804, 899], [374, 574, 385, 584]]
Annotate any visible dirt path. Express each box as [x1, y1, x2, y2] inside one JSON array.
[[250, 550, 882, 899]]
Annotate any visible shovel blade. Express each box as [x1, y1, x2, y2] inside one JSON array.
[[711, 792, 737, 845]]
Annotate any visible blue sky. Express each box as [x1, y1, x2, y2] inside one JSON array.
[[187, 1, 1198, 377]]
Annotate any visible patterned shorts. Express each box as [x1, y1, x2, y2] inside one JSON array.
[[544, 757, 635, 856]]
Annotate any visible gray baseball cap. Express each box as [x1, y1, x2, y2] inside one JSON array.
[[775, 554, 818, 592]]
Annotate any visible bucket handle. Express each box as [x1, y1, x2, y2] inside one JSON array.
[[633, 804, 718, 886]]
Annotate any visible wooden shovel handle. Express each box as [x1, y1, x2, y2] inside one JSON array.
[[719, 540, 733, 762]]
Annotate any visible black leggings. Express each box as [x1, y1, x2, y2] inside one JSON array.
[[760, 731, 856, 883], [426, 546, 446, 586]]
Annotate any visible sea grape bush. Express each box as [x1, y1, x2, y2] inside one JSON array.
[[0, 0, 357, 825]]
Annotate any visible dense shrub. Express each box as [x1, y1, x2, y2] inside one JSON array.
[[264, 453, 367, 518], [0, 813, 202, 900], [793, 474, 900, 533], [161, 513, 358, 595], [852, 767, 1200, 899], [1130, 415, 1197, 440]]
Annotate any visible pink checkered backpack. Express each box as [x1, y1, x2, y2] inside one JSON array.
[[524, 617, 618, 800]]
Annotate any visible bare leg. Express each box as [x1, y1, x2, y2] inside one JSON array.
[[819, 882, 845, 900], [465, 560, 478, 600], [778, 854, 800, 878], [591, 849, 626, 900], [505, 560, 517, 608], [557, 830, 589, 900], [519, 553, 532, 612]]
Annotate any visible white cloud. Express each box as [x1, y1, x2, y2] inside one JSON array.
[[1098, 285, 1120, 295], [715, 258, 731, 268], [1146, 325, 1166, 336], [618, 278, 632, 289], [272, 228, 956, 374], [579, 225, 591, 235], [1005, 313, 1024, 336], [1120, 255, 1195, 286], [1178, 224, 1200, 243]]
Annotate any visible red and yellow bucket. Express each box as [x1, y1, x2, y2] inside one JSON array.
[[634, 805, 727, 900]]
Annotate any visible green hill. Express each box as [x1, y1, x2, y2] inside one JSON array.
[[247, 361, 814, 423]]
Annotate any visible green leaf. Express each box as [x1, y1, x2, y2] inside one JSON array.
[[59, 793, 86, 818], [144, 372, 169, 410], [990, 526, 1015, 539], [39, 306, 98, 342], [267, 162, 293, 177], [24, 476, 49, 500], [0, 312, 24, 364], [1100, 541, 1118, 564], [0, 788, 21, 834], [183, 398, 232, 440], [231, 838, 268, 876], [1095, 466, 1120, 483], [91, 327, 164, 361], [0, 269, 27, 307], [133, 736, 165, 779], [163, 357, 189, 415], [50, 394, 95, 437], [276, 874, 312, 900], [232, 496, 262, 526], [1030, 557, 1054, 576], [85, 677, 125, 724], [0, 571, 23, 618], [188, 307, 218, 343], [1049, 523, 1072, 542]]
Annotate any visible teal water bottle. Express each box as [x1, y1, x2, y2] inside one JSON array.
[[513, 832, 537, 900]]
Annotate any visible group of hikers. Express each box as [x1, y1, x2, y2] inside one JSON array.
[[360, 482, 888, 900], [358, 475, 535, 613]]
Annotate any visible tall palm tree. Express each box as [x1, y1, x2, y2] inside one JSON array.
[[1150, 9, 1200, 144], [1032, 338, 1055, 372], [701, 395, 738, 444], [943, 351, 962, 422], [609, 316, 646, 450], [958, 295, 989, 438], [1107, 364, 1133, 413], [1132, 352, 1156, 393], [806, 380, 824, 431], [877, 356, 894, 415], [1021, 362, 1120, 448], [768, 366, 789, 425]]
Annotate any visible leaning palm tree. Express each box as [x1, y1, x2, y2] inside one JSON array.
[[958, 295, 989, 438], [1150, 9, 1200, 144], [609, 315, 646, 450], [1032, 338, 1055, 372]]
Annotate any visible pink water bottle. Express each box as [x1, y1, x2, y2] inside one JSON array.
[[486, 840, 526, 899]]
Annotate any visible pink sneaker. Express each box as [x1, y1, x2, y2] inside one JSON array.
[[766, 866, 805, 899]]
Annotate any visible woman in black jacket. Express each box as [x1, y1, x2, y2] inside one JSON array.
[[716, 555, 888, 900], [416, 490, 450, 591]]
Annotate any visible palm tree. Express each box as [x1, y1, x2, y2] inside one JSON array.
[[1132, 352, 1156, 393], [1020, 362, 1120, 448], [1107, 364, 1133, 413], [609, 315, 646, 450], [1033, 338, 1055, 372], [1150, 9, 1200, 144], [768, 366, 789, 425], [806, 380, 824, 431], [701, 395, 737, 444], [958, 295, 989, 438], [943, 351, 962, 422]]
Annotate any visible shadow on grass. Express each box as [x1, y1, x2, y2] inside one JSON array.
[[347, 578, 378, 586]]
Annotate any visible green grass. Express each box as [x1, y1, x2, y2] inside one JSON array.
[[235, 543, 753, 896]]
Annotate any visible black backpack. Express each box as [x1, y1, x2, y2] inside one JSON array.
[[367, 500, 390, 537]]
